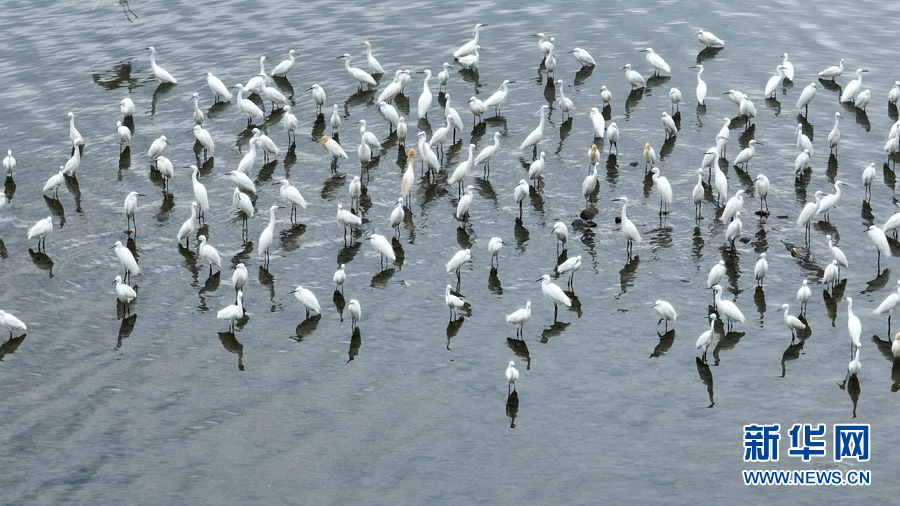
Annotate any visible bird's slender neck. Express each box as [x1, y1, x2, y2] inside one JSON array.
[[620, 201, 628, 220]]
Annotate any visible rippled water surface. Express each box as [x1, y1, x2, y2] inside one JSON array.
[[2, 0, 900, 503]]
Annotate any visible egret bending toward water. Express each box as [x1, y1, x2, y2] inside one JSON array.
[[873, 280, 900, 334], [197, 235, 221, 276], [291, 286, 321, 318], [794, 149, 811, 176], [696, 314, 716, 363], [840, 69, 868, 103], [697, 29, 724, 48], [641, 48, 670, 75], [797, 280, 811, 314], [650, 167, 672, 215], [713, 285, 745, 331], [779, 304, 806, 340], [148, 46, 176, 84], [614, 197, 642, 256], [28, 217, 53, 252], [556, 255, 582, 290], [538, 274, 571, 322], [446, 249, 473, 287], [369, 233, 396, 268], [819, 59, 844, 80], [621, 63, 645, 90], [653, 300, 677, 331], [445, 285, 466, 320], [505, 361, 519, 393], [454, 23, 487, 58], [797, 83, 817, 115], [506, 301, 531, 339], [867, 225, 891, 271]]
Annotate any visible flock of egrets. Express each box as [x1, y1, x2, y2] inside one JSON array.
[[4, 22, 900, 395]]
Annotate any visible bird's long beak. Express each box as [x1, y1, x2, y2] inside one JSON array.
[[534, 278, 542, 282]]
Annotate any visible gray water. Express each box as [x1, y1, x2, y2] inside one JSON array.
[[1, 0, 898, 503]]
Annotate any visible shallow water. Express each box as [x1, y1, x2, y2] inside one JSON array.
[[1, 0, 899, 503]]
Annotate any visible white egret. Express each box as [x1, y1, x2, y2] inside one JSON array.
[[778, 304, 806, 339], [154, 154, 173, 190], [448, 144, 476, 194], [848, 348, 861, 377], [112, 240, 139, 283], [557, 80, 573, 119], [445, 249, 473, 286], [401, 149, 416, 206], [818, 59, 844, 80], [691, 65, 707, 106], [660, 112, 677, 139], [260, 75, 289, 108], [568, 47, 595, 67], [63, 140, 83, 177], [867, 225, 891, 271], [274, 179, 306, 223], [589, 107, 606, 139], [176, 202, 199, 247], [889, 81, 900, 105], [826, 234, 849, 273], [845, 297, 862, 357], [356, 41, 384, 75], [119, 97, 135, 118], [537, 274, 571, 321], [231, 263, 248, 301], [797, 83, 817, 115], [291, 286, 321, 318], [797, 280, 811, 314], [650, 167, 672, 215], [692, 168, 705, 219], [390, 198, 405, 238], [43, 167, 65, 197], [348, 176, 362, 212], [148, 135, 168, 161], [330, 104, 341, 133], [823, 260, 840, 288], [116, 121, 131, 149], [217, 290, 244, 332], [397, 117, 407, 146], [514, 179, 530, 218], [764, 66, 785, 99], [855, 89, 871, 111], [883, 212, 900, 237], [258, 205, 279, 267], [713, 164, 728, 205], [338, 53, 376, 90], [543, 44, 556, 77], [725, 212, 743, 249], [456, 45, 481, 70], [506, 301, 531, 339], [148, 46, 176, 84], [754, 253, 768, 286], [445, 285, 466, 320], [438, 62, 452, 91], [697, 29, 724, 48], [653, 299, 677, 331], [708, 260, 726, 289], [206, 72, 232, 102], [739, 96, 756, 125], [377, 101, 401, 131], [716, 117, 731, 157], [190, 92, 204, 125], [720, 189, 744, 224], [713, 285, 745, 331], [192, 124, 214, 160], [863, 162, 876, 201], [244, 56, 267, 93], [505, 361, 519, 393], [641, 48, 670, 75], [333, 264, 346, 292], [269, 49, 296, 77], [552, 221, 568, 253], [456, 185, 475, 222], [475, 131, 501, 177], [416, 133, 439, 175], [488, 237, 504, 268], [2, 149, 14, 177], [0, 310, 26, 338], [197, 235, 221, 276], [534, 33, 553, 57], [282, 106, 299, 143], [816, 180, 845, 221], [696, 314, 716, 363], [305, 84, 326, 114], [232, 188, 253, 230], [444, 94, 464, 139], [468, 96, 487, 124], [336, 204, 361, 243], [114, 275, 137, 307], [528, 151, 546, 186], [556, 255, 582, 289], [417, 69, 433, 119], [66, 111, 83, 147], [794, 149, 811, 175], [234, 83, 264, 125], [614, 196, 642, 255], [454, 23, 487, 58], [228, 170, 256, 196], [28, 216, 53, 252], [600, 85, 612, 106], [582, 165, 598, 208], [189, 165, 209, 222], [781, 53, 795, 81], [347, 299, 362, 329], [607, 122, 620, 153], [734, 140, 759, 169], [669, 87, 682, 112], [840, 69, 868, 103], [873, 280, 900, 333], [621, 63, 645, 89], [123, 191, 144, 234], [370, 233, 396, 268]]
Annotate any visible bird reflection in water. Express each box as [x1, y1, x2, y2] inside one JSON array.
[[540, 320, 570, 343], [348, 327, 362, 362], [650, 329, 675, 358], [258, 266, 279, 312], [294, 314, 321, 343], [488, 267, 502, 295], [370, 267, 396, 289], [695, 357, 715, 408], [712, 327, 746, 366], [28, 249, 54, 278], [333, 291, 346, 321], [753, 286, 766, 320], [822, 279, 847, 326], [513, 218, 529, 254], [197, 271, 221, 312], [218, 331, 245, 371], [837, 374, 860, 418], [506, 337, 530, 370], [506, 391, 519, 429], [780, 327, 809, 378], [618, 255, 639, 296], [446, 317, 464, 350], [116, 314, 137, 350], [0, 334, 26, 361]]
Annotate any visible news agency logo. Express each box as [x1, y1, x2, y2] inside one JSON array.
[[743, 423, 870, 462]]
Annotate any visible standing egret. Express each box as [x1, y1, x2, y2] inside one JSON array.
[[28, 216, 53, 252], [66, 111, 83, 148], [720, 189, 745, 224], [862, 162, 876, 201], [446, 249, 473, 288], [401, 149, 416, 206], [855, 89, 871, 111], [867, 225, 891, 271], [715, 117, 731, 158], [543, 44, 556, 77], [845, 297, 862, 358], [123, 191, 145, 234], [270, 49, 296, 77], [63, 140, 83, 177], [506, 301, 531, 339], [206, 72, 232, 102], [468, 96, 487, 124], [447, 144, 476, 194], [348, 176, 362, 212], [417, 69, 433, 119], [643, 142, 658, 172], [217, 291, 244, 332], [445, 285, 466, 320], [600, 85, 613, 106], [192, 124, 214, 160], [417, 131, 440, 174], [148, 46, 177, 84], [291, 286, 321, 318], [690, 65, 707, 106], [176, 202, 199, 246], [652, 299, 677, 331], [725, 212, 743, 249], [443, 94, 464, 140], [739, 96, 757, 126], [588, 107, 606, 139], [822, 260, 840, 289], [613, 197, 641, 256], [713, 285, 745, 331], [336, 204, 361, 243], [190, 92, 204, 125], [148, 135, 168, 162], [797, 280, 812, 314], [889, 81, 900, 105], [197, 235, 221, 276], [357, 40, 384, 74], [261, 74, 290, 109], [116, 121, 131, 150], [515, 179, 529, 218], [229, 170, 256, 196], [754, 253, 768, 286], [588, 144, 600, 168], [377, 101, 401, 131], [534, 33, 553, 57], [848, 347, 862, 377], [692, 168, 705, 219], [669, 87, 682, 112], [764, 66, 785, 99], [282, 105, 299, 143], [826, 112, 842, 154], [233, 188, 253, 232], [488, 237, 504, 268], [641, 48, 670, 75], [112, 240, 139, 283], [568, 47, 595, 67], [816, 180, 845, 221], [330, 104, 341, 134], [883, 212, 900, 238], [794, 149, 811, 176], [427, 122, 450, 160], [333, 264, 346, 293], [475, 132, 501, 178], [320, 135, 348, 170], [660, 112, 677, 139], [825, 236, 848, 277], [607, 122, 620, 153], [818, 59, 844, 80], [537, 274, 571, 322], [797, 83, 817, 115], [621, 63, 645, 90], [505, 361, 519, 393], [552, 221, 568, 253], [257, 205, 279, 268], [347, 299, 362, 329], [376, 71, 403, 103], [305, 84, 326, 114], [156, 155, 174, 192], [582, 165, 599, 209], [370, 233, 396, 268], [778, 304, 806, 340], [456, 46, 481, 70], [713, 164, 728, 205], [397, 116, 407, 146], [437, 62, 452, 91], [751, 174, 769, 215], [244, 56, 267, 93], [708, 260, 726, 294], [338, 53, 376, 90], [734, 140, 760, 169], [557, 80, 574, 119], [697, 29, 725, 48], [696, 314, 717, 363], [650, 167, 672, 215], [2, 149, 15, 178], [43, 167, 65, 197], [119, 97, 135, 118], [251, 128, 278, 162], [840, 69, 868, 103], [190, 165, 209, 223], [234, 83, 264, 125], [556, 255, 582, 289], [456, 185, 475, 222], [454, 23, 487, 58], [390, 197, 405, 238], [528, 151, 545, 187], [873, 280, 900, 334], [780, 53, 794, 81], [114, 275, 137, 308]]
